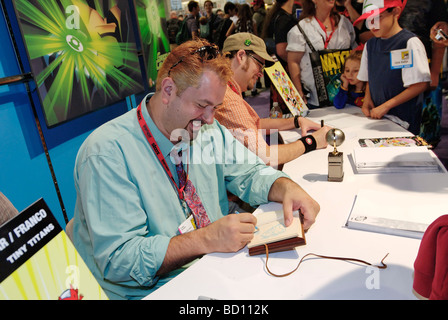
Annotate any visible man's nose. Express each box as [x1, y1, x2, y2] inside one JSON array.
[[201, 106, 215, 125]]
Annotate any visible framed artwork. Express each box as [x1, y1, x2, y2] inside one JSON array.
[[134, 0, 170, 89], [11, 0, 144, 127]]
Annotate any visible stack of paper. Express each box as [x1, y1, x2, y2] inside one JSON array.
[[353, 146, 439, 173], [346, 189, 448, 239]]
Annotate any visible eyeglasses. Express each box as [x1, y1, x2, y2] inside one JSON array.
[[247, 53, 265, 73], [168, 45, 220, 77]]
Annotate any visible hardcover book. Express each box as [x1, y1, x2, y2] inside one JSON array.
[[248, 210, 305, 256]]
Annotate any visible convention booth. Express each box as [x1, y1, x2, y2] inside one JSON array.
[[0, 0, 447, 303]]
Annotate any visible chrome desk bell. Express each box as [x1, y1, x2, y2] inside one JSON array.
[[326, 128, 345, 182]]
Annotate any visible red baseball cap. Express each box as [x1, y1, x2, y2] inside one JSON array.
[[353, 0, 407, 26], [251, 0, 264, 6]]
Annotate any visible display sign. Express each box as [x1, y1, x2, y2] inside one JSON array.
[[265, 61, 309, 116], [134, 0, 171, 89], [0, 198, 107, 300], [12, 0, 144, 127]]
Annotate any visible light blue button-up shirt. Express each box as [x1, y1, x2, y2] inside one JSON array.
[[73, 95, 288, 299]]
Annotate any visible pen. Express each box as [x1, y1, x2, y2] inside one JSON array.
[[235, 211, 259, 233]]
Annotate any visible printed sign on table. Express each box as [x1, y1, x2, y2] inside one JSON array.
[[0, 198, 107, 300]]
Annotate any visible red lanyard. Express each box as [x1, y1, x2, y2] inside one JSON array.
[[315, 16, 335, 49], [136, 102, 185, 200], [227, 80, 240, 95]]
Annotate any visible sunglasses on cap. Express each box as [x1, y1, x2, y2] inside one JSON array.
[[168, 45, 221, 77]]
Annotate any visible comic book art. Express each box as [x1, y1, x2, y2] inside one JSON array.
[[358, 136, 431, 148], [265, 62, 309, 116], [12, 0, 144, 127]]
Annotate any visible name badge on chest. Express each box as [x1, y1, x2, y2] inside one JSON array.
[[178, 215, 197, 234], [390, 49, 413, 69]]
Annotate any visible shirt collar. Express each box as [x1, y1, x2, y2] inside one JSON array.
[[139, 93, 176, 159], [227, 77, 242, 96]]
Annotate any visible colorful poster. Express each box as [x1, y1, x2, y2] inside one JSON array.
[[12, 0, 144, 127], [134, 0, 171, 89], [358, 136, 431, 148], [0, 199, 107, 300], [265, 61, 309, 116], [319, 49, 350, 105]]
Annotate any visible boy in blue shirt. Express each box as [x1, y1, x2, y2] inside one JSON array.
[[355, 0, 431, 135]]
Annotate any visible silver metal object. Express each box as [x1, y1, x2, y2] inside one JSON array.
[[326, 129, 345, 182], [435, 29, 448, 41]]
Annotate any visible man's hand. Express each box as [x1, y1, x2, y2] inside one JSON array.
[[157, 213, 256, 276], [201, 212, 257, 253], [299, 117, 332, 150], [268, 177, 320, 230], [311, 125, 332, 149]]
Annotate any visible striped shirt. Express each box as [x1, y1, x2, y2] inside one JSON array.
[[214, 78, 270, 162]]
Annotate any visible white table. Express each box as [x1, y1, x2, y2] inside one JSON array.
[[146, 106, 448, 300]]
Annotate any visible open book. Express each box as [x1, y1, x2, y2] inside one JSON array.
[[248, 210, 306, 256]]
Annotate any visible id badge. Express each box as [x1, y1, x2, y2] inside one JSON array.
[[178, 215, 197, 234], [390, 49, 413, 69]]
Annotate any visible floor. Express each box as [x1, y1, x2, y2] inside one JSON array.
[[245, 88, 448, 170]]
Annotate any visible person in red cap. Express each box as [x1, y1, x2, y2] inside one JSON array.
[[355, 0, 431, 135]]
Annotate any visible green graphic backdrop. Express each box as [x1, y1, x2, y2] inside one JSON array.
[[13, 0, 144, 127]]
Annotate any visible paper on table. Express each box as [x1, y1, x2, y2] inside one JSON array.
[[353, 146, 439, 173], [346, 189, 448, 238]]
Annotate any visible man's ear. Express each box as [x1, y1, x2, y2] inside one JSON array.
[[236, 49, 247, 64], [160, 77, 177, 104]]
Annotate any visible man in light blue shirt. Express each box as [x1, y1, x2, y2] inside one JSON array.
[[72, 39, 320, 299]]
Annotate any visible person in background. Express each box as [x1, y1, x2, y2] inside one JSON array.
[[335, 0, 373, 45], [186, 0, 200, 40], [215, 33, 331, 167], [252, 0, 266, 37], [167, 11, 181, 51], [400, 0, 448, 146], [214, 2, 238, 50], [216, 9, 225, 19], [333, 50, 365, 109], [356, 0, 431, 135], [226, 3, 257, 36], [72, 38, 320, 300], [203, 0, 222, 43], [286, 0, 357, 108], [261, 0, 298, 112]]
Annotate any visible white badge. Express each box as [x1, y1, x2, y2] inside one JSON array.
[[178, 215, 197, 234], [390, 49, 413, 69]]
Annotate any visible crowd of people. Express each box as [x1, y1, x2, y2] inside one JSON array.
[[168, 0, 447, 139], [69, 0, 448, 299]]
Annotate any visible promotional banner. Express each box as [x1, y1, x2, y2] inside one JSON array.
[[0, 198, 107, 300], [134, 0, 170, 89], [265, 61, 309, 116], [12, 0, 144, 127], [319, 49, 351, 105]]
